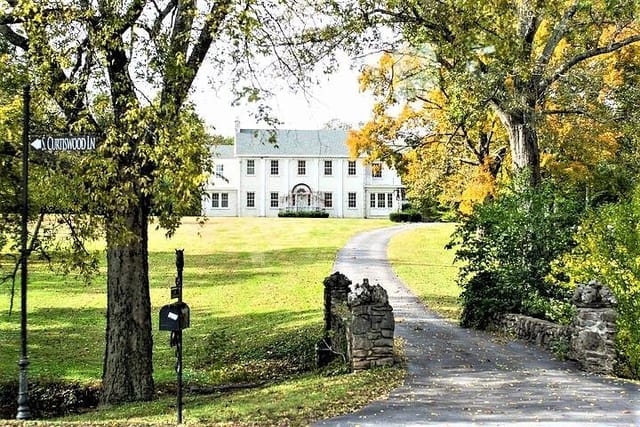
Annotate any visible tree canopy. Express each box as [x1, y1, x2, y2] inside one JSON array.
[[316, 0, 640, 191]]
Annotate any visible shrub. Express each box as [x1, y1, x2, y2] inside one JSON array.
[[556, 187, 640, 379], [278, 210, 329, 218], [449, 177, 581, 329], [389, 210, 422, 223]]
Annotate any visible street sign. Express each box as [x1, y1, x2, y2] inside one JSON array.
[[30, 134, 98, 151]]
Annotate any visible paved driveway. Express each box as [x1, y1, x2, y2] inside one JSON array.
[[315, 224, 639, 426]]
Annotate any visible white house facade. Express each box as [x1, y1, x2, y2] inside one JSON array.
[[201, 129, 405, 218]]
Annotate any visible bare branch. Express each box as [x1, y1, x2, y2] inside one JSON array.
[[0, 24, 28, 50], [542, 34, 640, 93], [533, 0, 580, 80], [150, 0, 178, 39], [161, 0, 233, 111]]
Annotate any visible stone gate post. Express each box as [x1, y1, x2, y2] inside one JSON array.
[[570, 280, 617, 375]]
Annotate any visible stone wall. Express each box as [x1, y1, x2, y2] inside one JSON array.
[[491, 281, 618, 376], [492, 314, 569, 348], [318, 272, 395, 371]]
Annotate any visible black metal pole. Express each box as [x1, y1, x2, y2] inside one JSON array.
[[176, 249, 183, 304], [177, 330, 183, 424], [16, 85, 31, 420], [175, 249, 184, 424]]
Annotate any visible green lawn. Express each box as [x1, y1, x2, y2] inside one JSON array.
[[0, 218, 460, 425], [0, 217, 404, 425], [388, 223, 461, 321]]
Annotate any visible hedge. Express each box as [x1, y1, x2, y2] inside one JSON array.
[[389, 211, 423, 222], [278, 210, 330, 218]]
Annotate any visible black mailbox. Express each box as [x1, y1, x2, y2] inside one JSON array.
[[159, 302, 190, 331]]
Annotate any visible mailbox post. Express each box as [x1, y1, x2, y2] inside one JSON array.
[[159, 249, 189, 424]]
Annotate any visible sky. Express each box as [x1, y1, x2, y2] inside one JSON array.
[[189, 61, 376, 137]]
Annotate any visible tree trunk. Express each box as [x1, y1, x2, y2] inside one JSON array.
[[495, 108, 541, 186], [101, 201, 154, 404]]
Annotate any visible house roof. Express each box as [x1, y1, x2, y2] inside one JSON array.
[[210, 144, 235, 159], [235, 129, 350, 157]]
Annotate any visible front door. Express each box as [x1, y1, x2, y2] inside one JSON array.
[[291, 183, 313, 211], [295, 189, 310, 209]]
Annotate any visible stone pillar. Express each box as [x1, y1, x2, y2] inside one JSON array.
[[322, 271, 351, 331], [348, 279, 395, 370], [317, 272, 351, 367], [570, 280, 618, 375]]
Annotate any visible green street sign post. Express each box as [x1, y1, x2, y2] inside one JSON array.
[[17, 89, 98, 420]]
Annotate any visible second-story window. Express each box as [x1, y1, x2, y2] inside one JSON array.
[[247, 159, 255, 175], [371, 162, 382, 178], [215, 164, 224, 177], [348, 160, 357, 176], [324, 160, 332, 176], [298, 160, 306, 175], [270, 160, 279, 175]]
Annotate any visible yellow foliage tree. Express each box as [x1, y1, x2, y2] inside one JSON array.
[[347, 50, 509, 215]]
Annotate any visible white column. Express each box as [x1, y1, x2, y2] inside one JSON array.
[[337, 159, 344, 218], [236, 158, 242, 217], [260, 158, 267, 217]]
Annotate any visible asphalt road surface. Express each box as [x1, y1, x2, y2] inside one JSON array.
[[315, 224, 639, 427]]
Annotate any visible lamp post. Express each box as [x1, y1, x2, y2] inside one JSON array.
[[16, 85, 31, 420]]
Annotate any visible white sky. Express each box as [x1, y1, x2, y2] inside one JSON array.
[[189, 61, 376, 137]]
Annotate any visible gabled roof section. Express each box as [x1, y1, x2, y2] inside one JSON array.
[[210, 144, 235, 159], [235, 129, 350, 157]]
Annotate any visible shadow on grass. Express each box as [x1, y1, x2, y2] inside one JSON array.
[[1, 245, 333, 420], [416, 293, 461, 322], [161, 309, 324, 386], [1, 307, 326, 420], [0, 307, 106, 383], [388, 259, 458, 268]]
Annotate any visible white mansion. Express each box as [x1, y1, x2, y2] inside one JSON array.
[[201, 128, 405, 218]]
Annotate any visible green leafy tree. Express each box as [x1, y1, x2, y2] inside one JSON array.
[[449, 176, 581, 329], [0, 0, 315, 404], [556, 187, 640, 378]]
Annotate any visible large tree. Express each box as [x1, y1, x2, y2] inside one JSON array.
[[310, 0, 640, 187], [0, 0, 315, 404]]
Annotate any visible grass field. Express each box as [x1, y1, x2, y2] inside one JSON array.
[[0, 218, 460, 425], [0, 217, 406, 425], [388, 223, 461, 321]]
